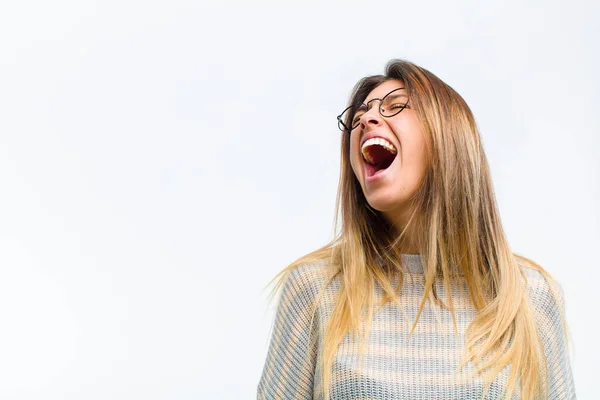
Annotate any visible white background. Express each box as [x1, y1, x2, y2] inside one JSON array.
[[0, 0, 598, 399]]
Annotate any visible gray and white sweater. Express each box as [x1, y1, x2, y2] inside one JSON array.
[[257, 254, 576, 399]]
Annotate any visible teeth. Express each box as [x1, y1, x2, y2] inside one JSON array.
[[361, 137, 397, 164]]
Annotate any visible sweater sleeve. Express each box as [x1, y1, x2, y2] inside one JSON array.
[[257, 264, 321, 400], [526, 270, 577, 399]]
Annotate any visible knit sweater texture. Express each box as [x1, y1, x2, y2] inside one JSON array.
[[257, 254, 576, 399]]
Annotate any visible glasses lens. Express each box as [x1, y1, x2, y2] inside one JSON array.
[[380, 89, 408, 117], [338, 104, 366, 131], [337, 112, 349, 131]]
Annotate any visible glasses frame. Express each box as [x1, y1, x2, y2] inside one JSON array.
[[337, 87, 409, 133]]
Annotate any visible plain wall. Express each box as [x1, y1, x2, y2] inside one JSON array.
[[0, 0, 598, 398]]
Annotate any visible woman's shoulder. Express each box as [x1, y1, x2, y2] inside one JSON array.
[[286, 260, 330, 285], [517, 260, 576, 396], [519, 263, 568, 343], [279, 261, 333, 302], [520, 264, 565, 310]]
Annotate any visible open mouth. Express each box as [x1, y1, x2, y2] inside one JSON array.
[[361, 137, 397, 177]]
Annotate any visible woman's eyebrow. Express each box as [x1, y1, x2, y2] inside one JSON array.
[[364, 88, 408, 104], [385, 93, 408, 100], [362, 92, 408, 109]]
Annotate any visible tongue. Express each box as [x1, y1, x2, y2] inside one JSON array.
[[365, 145, 396, 171]]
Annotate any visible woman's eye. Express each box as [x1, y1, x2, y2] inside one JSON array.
[[390, 103, 410, 111]]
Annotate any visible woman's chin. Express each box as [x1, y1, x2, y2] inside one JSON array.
[[364, 193, 404, 213]]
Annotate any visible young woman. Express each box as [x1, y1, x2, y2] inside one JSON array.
[[257, 59, 575, 400]]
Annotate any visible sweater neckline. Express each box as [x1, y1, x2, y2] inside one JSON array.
[[400, 253, 424, 274]]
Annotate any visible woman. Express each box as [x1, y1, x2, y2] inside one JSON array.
[[257, 59, 575, 399]]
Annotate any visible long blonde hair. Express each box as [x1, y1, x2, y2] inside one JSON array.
[[262, 59, 569, 399]]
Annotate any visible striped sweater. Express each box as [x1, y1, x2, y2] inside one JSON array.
[[257, 254, 576, 399]]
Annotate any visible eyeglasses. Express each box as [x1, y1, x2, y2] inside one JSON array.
[[337, 87, 409, 133]]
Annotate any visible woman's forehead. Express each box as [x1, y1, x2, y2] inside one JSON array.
[[365, 79, 405, 102]]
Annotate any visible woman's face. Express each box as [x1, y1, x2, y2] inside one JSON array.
[[349, 79, 429, 228]]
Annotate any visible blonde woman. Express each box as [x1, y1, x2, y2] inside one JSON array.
[[257, 59, 575, 400]]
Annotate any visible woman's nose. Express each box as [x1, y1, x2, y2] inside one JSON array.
[[360, 107, 383, 129]]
